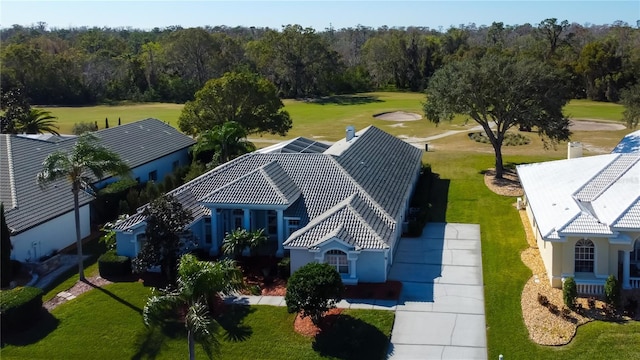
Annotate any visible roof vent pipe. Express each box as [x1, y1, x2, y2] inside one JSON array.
[[346, 126, 356, 141]]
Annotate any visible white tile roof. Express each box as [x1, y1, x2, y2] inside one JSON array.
[[517, 153, 640, 240]]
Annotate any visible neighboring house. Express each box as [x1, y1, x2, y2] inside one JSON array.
[[114, 126, 423, 284], [517, 151, 640, 294], [0, 118, 195, 262]]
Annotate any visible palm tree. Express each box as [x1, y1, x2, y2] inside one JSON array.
[[143, 254, 245, 360], [15, 108, 60, 135], [37, 133, 130, 280], [222, 228, 267, 259], [191, 121, 256, 164]]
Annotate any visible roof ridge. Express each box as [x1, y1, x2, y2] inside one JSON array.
[[259, 161, 289, 204], [5, 135, 18, 209], [345, 196, 389, 248], [326, 155, 395, 224], [611, 196, 640, 227], [286, 194, 356, 241], [574, 154, 640, 202]]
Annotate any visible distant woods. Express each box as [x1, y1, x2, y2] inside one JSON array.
[[1, 20, 639, 105]]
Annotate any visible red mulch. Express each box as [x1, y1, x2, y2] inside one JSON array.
[[294, 308, 343, 337], [237, 256, 288, 296]]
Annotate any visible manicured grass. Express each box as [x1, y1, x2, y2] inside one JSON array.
[[1, 281, 394, 359], [564, 99, 624, 121], [424, 151, 640, 360]]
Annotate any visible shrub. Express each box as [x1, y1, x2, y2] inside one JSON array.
[[72, 121, 98, 135], [285, 262, 344, 326], [98, 250, 131, 278], [0, 286, 43, 332], [468, 131, 530, 146], [548, 303, 559, 315], [537, 293, 549, 307], [277, 257, 291, 279], [604, 275, 620, 306], [563, 277, 577, 309]]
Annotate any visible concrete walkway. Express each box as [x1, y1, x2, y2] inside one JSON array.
[[387, 223, 487, 360], [224, 294, 398, 311]]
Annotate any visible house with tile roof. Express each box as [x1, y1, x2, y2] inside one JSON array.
[[0, 118, 195, 262], [114, 126, 423, 283], [517, 151, 640, 294]]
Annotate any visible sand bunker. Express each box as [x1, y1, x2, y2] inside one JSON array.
[[373, 111, 422, 121], [569, 119, 626, 131]]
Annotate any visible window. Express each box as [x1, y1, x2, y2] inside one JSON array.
[[233, 209, 244, 230], [286, 218, 300, 238], [267, 211, 277, 235], [204, 217, 212, 244], [148, 170, 157, 181], [575, 238, 595, 273], [326, 250, 348, 274]]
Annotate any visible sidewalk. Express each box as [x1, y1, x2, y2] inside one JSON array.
[[223, 294, 398, 311]]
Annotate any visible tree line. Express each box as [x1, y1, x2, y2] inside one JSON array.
[[1, 19, 639, 105]]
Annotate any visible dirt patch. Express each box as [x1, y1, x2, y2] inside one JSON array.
[[483, 168, 524, 197], [294, 308, 343, 337], [374, 111, 422, 121], [569, 119, 626, 131]]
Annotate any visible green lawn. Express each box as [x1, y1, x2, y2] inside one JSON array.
[[1, 281, 394, 360], [40, 93, 626, 141], [424, 151, 640, 360]]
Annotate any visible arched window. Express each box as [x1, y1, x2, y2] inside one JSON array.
[[325, 250, 348, 274], [575, 239, 595, 273]]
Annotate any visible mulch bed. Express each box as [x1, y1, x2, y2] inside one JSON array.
[[294, 308, 343, 337]]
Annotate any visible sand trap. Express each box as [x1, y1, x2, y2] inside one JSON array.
[[373, 111, 422, 121], [569, 119, 626, 131]]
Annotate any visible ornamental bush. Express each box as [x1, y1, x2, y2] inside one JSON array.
[[285, 262, 344, 326], [563, 277, 577, 310], [0, 286, 43, 332], [98, 250, 131, 278], [604, 275, 620, 306]]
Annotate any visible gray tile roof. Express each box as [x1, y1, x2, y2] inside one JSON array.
[[115, 126, 423, 251], [1, 119, 195, 234], [612, 198, 640, 229], [558, 212, 613, 236]]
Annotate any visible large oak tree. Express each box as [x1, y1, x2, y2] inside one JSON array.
[[424, 54, 571, 178], [178, 71, 292, 137]]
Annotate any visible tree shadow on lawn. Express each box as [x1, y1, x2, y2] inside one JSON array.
[[85, 279, 143, 315], [131, 305, 254, 360], [216, 304, 254, 342], [1, 309, 60, 347], [307, 94, 383, 106], [425, 171, 450, 223], [312, 314, 389, 360]]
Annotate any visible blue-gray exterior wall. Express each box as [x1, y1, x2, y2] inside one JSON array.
[[95, 149, 190, 188]]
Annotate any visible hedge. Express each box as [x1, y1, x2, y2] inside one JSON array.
[[98, 251, 131, 278], [0, 286, 43, 332]]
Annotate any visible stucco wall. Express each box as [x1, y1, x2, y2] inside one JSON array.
[[95, 150, 190, 188], [116, 231, 138, 258], [289, 249, 316, 274], [356, 251, 387, 282], [11, 204, 91, 262]]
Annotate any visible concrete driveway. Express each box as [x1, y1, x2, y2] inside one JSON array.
[[387, 223, 487, 360]]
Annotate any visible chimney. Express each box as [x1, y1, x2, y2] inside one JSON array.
[[567, 142, 583, 159], [346, 126, 356, 141]]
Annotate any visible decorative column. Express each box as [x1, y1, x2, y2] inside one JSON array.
[[210, 209, 218, 255], [243, 209, 251, 229], [623, 250, 631, 289], [276, 210, 284, 257]]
